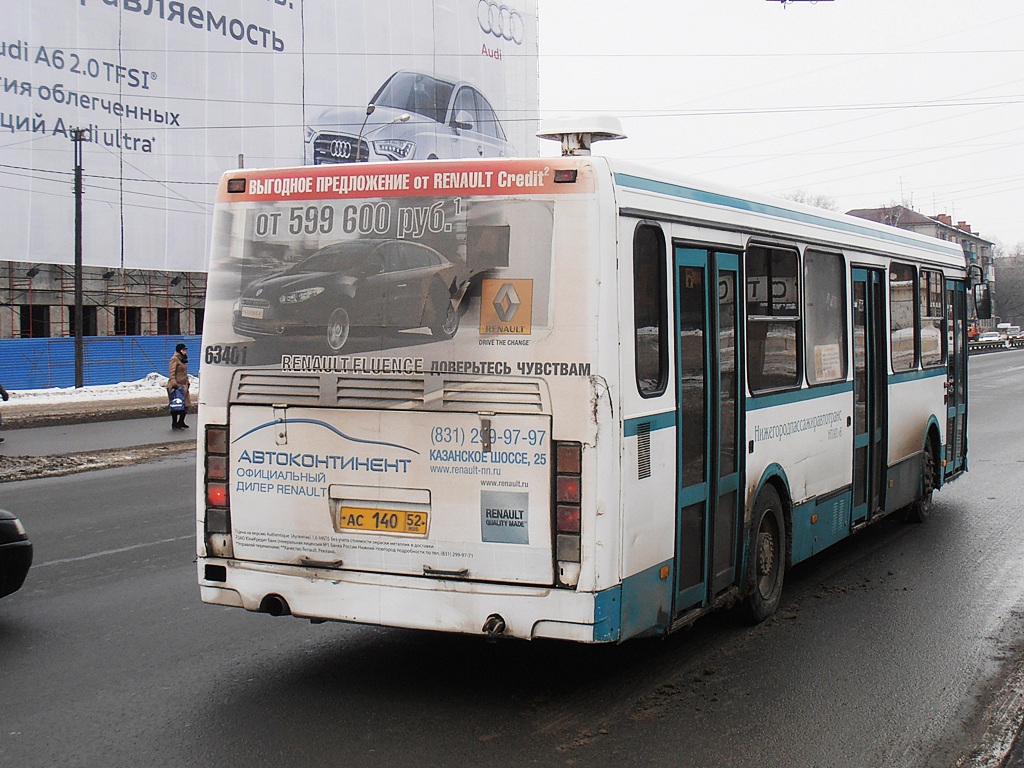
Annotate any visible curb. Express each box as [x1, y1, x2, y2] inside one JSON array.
[[3, 402, 198, 430], [0, 440, 196, 483]]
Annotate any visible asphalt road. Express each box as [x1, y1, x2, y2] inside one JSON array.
[[1, 354, 1023, 767], [1, 414, 194, 457]]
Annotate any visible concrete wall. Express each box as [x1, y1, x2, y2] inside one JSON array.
[[0, 335, 202, 390]]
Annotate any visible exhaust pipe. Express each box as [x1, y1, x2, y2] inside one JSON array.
[[482, 613, 506, 638], [259, 594, 291, 617]]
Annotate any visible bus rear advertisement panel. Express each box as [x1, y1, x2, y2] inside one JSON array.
[[202, 159, 595, 376]]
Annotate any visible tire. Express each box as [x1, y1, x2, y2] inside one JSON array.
[[429, 292, 460, 340], [326, 305, 352, 351], [743, 485, 786, 623], [906, 443, 936, 523]]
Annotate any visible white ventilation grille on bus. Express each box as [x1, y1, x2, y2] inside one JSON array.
[[234, 372, 322, 405], [637, 421, 652, 480], [442, 380, 543, 412], [335, 376, 424, 410], [230, 371, 544, 413]]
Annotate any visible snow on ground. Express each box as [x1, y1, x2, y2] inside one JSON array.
[[6, 373, 198, 404], [2, 373, 201, 429]]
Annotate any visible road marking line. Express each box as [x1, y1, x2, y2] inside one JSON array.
[[35, 535, 194, 567]]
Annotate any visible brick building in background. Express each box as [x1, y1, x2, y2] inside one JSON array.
[[1, 262, 206, 339]]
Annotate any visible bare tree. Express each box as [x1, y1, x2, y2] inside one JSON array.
[[992, 244, 1024, 324], [777, 189, 838, 211]]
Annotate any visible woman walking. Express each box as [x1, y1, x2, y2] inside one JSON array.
[[167, 343, 190, 430], [0, 380, 8, 444]]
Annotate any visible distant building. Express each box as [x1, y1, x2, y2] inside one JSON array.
[[846, 205, 996, 325], [1, 264, 205, 339]]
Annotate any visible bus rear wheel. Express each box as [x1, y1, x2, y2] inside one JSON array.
[[906, 444, 936, 523], [743, 486, 785, 623]]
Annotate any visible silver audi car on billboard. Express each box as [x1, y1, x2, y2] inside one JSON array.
[[306, 70, 515, 165]]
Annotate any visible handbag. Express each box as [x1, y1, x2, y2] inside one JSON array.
[[168, 386, 186, 413]]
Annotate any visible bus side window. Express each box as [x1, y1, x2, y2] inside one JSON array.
[[746, 245, 801, 393], [920, 268, 945, 367], [804, 250, 848, 385], [633, 223, 668, 397], [890, 262, 918, 371]]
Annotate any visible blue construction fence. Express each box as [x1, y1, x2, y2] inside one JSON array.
[[0, 335, 202, 390]]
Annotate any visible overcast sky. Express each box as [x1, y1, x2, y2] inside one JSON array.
[[536, 0, 1024, 249]]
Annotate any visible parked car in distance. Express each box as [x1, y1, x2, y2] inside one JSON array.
[[233, 238, 464, 351], [306, 70, 515, 164], [977, 331, 1003, 343], [0, 509, 32, 599]]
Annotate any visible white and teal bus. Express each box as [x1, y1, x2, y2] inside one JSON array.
[[196, 134, 986, 642]]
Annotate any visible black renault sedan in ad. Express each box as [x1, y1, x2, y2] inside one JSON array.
[[233, 238, 463, 351]]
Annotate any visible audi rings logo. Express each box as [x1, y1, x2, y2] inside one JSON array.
[[328, 139, 354, 160], [478, 1, 525, 45]]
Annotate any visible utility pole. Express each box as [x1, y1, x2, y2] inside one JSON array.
[[71, 127, 85, 388]]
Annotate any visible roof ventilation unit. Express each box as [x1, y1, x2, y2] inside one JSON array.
[[536, 115, 626, 156]]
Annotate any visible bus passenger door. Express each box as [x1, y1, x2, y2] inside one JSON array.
[[673, 248, 743, 614], [945, 280, 968, 477], [851, 268, 887, 526]]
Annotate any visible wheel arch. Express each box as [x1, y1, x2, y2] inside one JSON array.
[[749, 464, 794, 570], [924, 415, 943, 490]]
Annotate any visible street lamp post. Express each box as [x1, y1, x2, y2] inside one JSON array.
[[71, 127, 85, 388]]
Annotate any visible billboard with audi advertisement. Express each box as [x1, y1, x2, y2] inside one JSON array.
[[0, 0, 538, 272]]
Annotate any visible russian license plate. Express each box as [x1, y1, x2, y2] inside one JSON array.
[[339, 506, 429, 536], [241, 306, 264, 319]]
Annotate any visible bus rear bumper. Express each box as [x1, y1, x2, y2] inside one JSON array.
[[198, 558, 608, 643]]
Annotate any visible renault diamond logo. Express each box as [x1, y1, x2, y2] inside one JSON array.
[[492, 283, 521, 323], [480, 279, 533, 335]]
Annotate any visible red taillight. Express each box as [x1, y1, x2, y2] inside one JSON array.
[[205, 425, 231, 540], [206, 427, 228, 455], [206, 455, 227, 481], [206, 482, 229, 508], [553, 441, 583, 583], [556, 475, 581, 503], [556, 443, 581, 473], [556, 505, 581, 534]]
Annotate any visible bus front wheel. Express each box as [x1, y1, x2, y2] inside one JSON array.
[[743, 486, 786, 623]]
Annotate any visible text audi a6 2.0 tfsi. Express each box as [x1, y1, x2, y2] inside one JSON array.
[[233, 239, 463, 351], [306, 70, 515, 165]]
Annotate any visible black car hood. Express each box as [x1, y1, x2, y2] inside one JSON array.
[[241, 270, 339, 298]]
